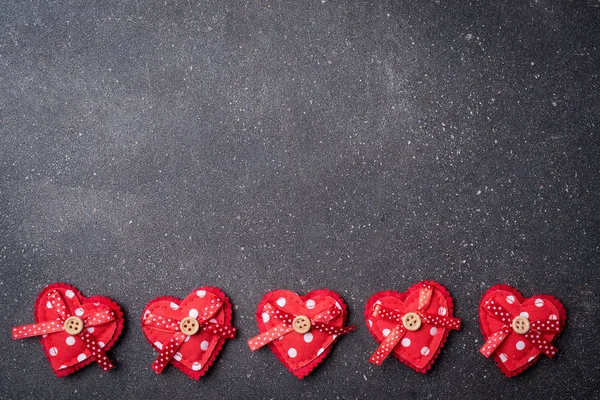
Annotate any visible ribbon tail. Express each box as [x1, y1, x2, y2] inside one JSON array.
[[335, 325, 356, 335], [12, 321, 64, 339], [79, 330, 116, 371], [46, 290, 71, 321], [312, 323, 356, 337], [480, 326, 511, 358], [416, 285, 434, 311], [311, 307, 342, 323], [530, 319, 561, 334], [421, 313, 462, 330], [203, 322, 237, 339], [482, 300, 513, 326], [247, 324, 294, 351], [152, 332, 187, 374], [369, 325, 406, 366], [143, 312, 180, 333], [524, 331, 558, 358], [372, 305, 403, 323], [82, 310, 116, 328]]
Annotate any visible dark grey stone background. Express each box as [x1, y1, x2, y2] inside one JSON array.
[[1, 1, 599, 399]]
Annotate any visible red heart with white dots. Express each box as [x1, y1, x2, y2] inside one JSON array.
[[365, 281, 459, 373], [141, 287, 235, 379], [250, 289, 354, 379], [12, 283, 124, 377], [479, 285, 566, 377]]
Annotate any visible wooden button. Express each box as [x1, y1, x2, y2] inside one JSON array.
[[402, 312, 422, 331], [292, 315, 311, 334], [180, 317, 200, 335], [512, 316, 530, 334], [64, 316, 84, 335]]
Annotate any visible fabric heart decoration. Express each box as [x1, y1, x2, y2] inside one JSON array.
[[11, 283, 124, 377], [479, 284, 566, 377], [365, 281, 461, 373], [247, 289, 355, 378], [141, 287, 236, 379]]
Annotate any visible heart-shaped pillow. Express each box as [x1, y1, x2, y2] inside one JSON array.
[[247, 289, 355, 378], [365, 281, 461, 373], [141, 287, 236, 379], [479, 284, 566, 377], [12, 283, 124, 377]]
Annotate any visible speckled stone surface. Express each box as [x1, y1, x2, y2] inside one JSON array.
[[1, 1, 599, 399]]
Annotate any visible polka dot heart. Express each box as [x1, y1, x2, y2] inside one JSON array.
[[11, 283, 124, 377], [141, 286, 236, 380], [364, 281, 461, 373], [479, 284, 566, 378], [250, 289, 355, 379]]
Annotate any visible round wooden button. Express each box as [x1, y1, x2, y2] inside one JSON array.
[[292, 315, 311, 334], [180, 317, 200, 335], [64, 316, 84, 335], [512, 316, 530, 334], [402, 312, 422, 331]]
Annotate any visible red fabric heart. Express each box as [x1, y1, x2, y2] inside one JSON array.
[[479, 284, 566, 377], [141, 287, 236, 380], [364, 281, 460, 373], [248, 289, 355, 379], [12, 283, 124, 377]]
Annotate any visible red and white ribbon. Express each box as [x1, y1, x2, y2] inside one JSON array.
[[143, 301, 236, 374], [479, 299, 560, 358], [369, 285, 461, 365], [480, 325, 512, 358], [247, 303, 355, 351], [12, 290, 117, 371], [151, 331, 188, 374]]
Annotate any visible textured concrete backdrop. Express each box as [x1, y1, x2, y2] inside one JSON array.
[[1, 1, 599, 399]]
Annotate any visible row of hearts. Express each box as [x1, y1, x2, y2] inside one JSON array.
[[13, 282, 566, 380]]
